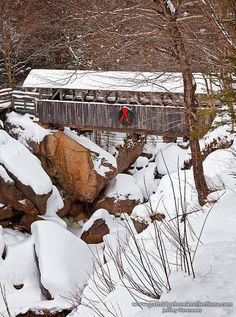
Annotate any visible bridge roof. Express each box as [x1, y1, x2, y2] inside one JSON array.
[[23, 69, 221, 94]]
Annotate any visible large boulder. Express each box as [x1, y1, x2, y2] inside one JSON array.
[[6, 113, 117, 203], [0, 166, 37, 215], [0, 205, 14, 221], [31, 130, 117, 202], [80, 209, 114, 244], [155, 143, 189, 175], [93, 174, 144, 216], [0, 131, 52, 214], [116, 136, 145, 173]]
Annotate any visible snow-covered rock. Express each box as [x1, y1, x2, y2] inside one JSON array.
[[0, 131, 52, 213], [0, 130, 52, 196], [155, 143, 189, 175], [204, 148, 236, 190], [132, 162, 160, 199], [0, 220, 94, 316], [116, 136, 145, 173], [32, 220, 93, 302], [133, 156, 149, 170], [81, 209, 114, 244], [32, 130, 117, 202], [6, 112, 50, 147], [64, 129, 117, 177], [93, 174, 144, 215]]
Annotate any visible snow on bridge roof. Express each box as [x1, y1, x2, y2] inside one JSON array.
[[23, 69, 221, 94]]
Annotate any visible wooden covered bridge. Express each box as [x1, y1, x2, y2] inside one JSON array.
[[1, 70, 220, 136]]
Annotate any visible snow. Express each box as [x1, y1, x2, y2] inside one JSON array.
[[167, 0, 176, 15], [42, 186, 67, 228], [32, 221, 94, 303], [132, 168, 198, 223], [199, 110, 235, 151], [0, 165, 13, 183], [134, 191, 236, 317], [0, 130, 52, 195], [81, 208, 115, 234], [64, 129, 117, 176], [104, 174, 144, 202], [1, 107, 236, 316], [6, 112, 50, 147], [45, 186, 64, 217], [132, 156, 149, 169], [132, 162, 160, 199], [0, 233, 42, 317], [155, 143, 190, 175], [0, 101, 11, 109], [23, 69, 222, 94], [0, 221, 94, 316]]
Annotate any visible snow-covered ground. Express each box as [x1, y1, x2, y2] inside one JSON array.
[[0, 112, 236, 317]]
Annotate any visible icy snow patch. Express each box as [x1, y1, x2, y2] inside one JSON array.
[[0, 130, 52, 195]]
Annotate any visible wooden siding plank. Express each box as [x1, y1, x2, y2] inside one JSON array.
[[38, 100, 194, 135]]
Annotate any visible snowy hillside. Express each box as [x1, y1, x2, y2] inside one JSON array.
[[0, 111, 235, 317]]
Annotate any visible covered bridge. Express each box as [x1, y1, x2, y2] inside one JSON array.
[[21, 69, 221, 135]]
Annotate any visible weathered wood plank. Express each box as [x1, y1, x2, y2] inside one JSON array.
[[38, 100, 189, 135]]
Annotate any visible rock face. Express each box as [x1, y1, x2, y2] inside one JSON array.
[[81, 219, 110, 244], [0, 130, 53, 214], [80, 209, 113, 244], [116, 136, 145, 173], [93, 197, 141, 216], [6, 170, 51, 214], [0, 206, 14, 221], [93, 174, 144, 216], [31, 131, 117, 203], [131, 213, 166, 234], [0, 166, 38, 215]]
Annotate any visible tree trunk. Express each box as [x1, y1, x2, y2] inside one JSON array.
[[162, 5, 209, 205]]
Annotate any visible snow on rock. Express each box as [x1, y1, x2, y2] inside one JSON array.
[[0, 130, 52, 196], [203, 148, 236, 190], [0, 226, 5, 257], [32, 220, 93, 301], [64, 129, 117, 176], [45, 186, 64, 217], [132, 162, 160, 199], [167, 0, 176, 15], [104, 174, 143, 202], [155, 143, 189, 175], [92, 174, 144, 216], [132, 168, 198, 221], [42, 186, 67, 228], [0, 233, 42, 317], [0, 164, 13, 183], [200, 111, 235, 151], [132, 156, 149, 170], [81, 209, 115, 235], [6, 112, 50, 147]]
